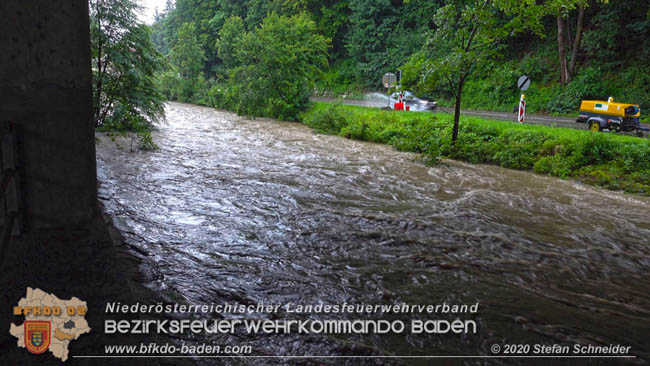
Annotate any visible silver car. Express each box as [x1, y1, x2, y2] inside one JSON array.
[[389, 91, 437, 111]]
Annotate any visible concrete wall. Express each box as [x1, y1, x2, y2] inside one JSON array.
[[0, 0, 97, 229]]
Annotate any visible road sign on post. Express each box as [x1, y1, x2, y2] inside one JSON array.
[[518, 94, 526, 123], [517, 75, 530, 91], [516, 75, 530, 123], [382, 73, 397, 89], [382, 73, 397, 109]]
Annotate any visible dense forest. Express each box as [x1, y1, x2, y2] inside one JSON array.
[[146, 0, 650, 119], [89, 0, 650, 131]]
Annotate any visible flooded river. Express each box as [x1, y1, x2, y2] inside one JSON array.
[[96, 102, 650, 365]]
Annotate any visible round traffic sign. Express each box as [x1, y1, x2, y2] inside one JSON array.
[[382, 73, 397, 89], [517, 75, 531, 91]]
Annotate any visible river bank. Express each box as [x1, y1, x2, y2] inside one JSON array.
[[302, 102, 650, 196]]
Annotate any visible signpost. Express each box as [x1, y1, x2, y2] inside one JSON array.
[[518, 94, 526, 123], [382, 73, 397, 89], [382, 73, 397, 109], [517, 75, 530, 91], [516, 75, 530, 123]]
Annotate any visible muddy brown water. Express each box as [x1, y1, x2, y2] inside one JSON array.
[[96, 102, 650, 365]]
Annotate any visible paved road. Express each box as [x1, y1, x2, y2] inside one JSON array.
[[313, 97, 649, 136], [436, 106, 586, 129], [437, 106, 649, 137]]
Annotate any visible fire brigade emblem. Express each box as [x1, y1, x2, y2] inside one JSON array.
[[25, 321, 51, 354]]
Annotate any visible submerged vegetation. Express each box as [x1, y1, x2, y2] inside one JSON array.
[[302, 102, 650, 195]]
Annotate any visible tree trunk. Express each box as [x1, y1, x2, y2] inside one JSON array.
[[567, 14, 573, 54], [569, 6, 585, 76], [94, 43, 103, 126], [557, 13, 569, 84], [452, 80, 464, 143]]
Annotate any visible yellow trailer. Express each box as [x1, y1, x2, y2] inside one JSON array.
[[576, 97, 646, 136]]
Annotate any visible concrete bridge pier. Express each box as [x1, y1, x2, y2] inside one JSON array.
[[0, 0, 97, 230], [0, 2, 171, 365]]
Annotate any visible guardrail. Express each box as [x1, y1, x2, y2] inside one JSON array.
[[0, 121, 22, 264]]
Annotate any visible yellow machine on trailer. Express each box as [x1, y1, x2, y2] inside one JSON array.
[[576, 97, 647, 137]]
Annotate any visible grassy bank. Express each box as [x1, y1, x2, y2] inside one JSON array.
[[301, 102, 650, 196]]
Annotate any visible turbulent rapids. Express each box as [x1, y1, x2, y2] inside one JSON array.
[[96, 102, 650, 365]]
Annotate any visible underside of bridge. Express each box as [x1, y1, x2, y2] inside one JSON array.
[[0, 2, 166, 365]]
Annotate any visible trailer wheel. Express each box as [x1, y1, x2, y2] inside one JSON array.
[[589, 121, 601, 132], [637, 130, 644, 137]]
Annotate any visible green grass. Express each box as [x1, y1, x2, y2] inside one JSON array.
[[300, 102, 650, 196]]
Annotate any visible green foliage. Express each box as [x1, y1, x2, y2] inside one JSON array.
[[301, 102, 650, 195], [90, 0, 165, 132], [315, 59, 365, 96], [582, 1, 650, 71], [459, 62, 520, 111], [345, 0, 399, 87], [204, 83, 239, 110], [409, 0, 546, 141], [158, 12, 329, 121], [345, 0, 439, 89], [533, 155, 572, 177], [229, 13, 329, 121], [317, 1, 351, 59], [170, 22, 206, 81], [302, 103, 351, 134], [158, 22, 209, 103], [615, 65, 650, 114], [216, 16, 245, 71], [150, 0, 650, 124], [139, 132, 159, 151], [545, 67, 611, 113], [242, 0, 315, 29]]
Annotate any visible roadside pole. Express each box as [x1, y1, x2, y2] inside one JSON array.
[[518, 94, 526, 123], [516, 75, 531, 124]]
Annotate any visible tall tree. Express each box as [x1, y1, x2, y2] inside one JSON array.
[[216, 16, 245, 71], [164, 0, 175, 15], [90, 0, 165, 131], [410, 0, 544, 142], [557, 10, 570, 84], [231, 12, 329, 120], [569, 6, 585, 76], [168, 22, 206, 101], [346, 0, 399, 86], [170, 22, 206, 81], [551, 0, 601, 83]]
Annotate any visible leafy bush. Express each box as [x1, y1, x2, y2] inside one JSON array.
[[315, 59, 365, 96], [158, 70, 182, 101], [616, 66, 650, 115], [139, 132, 159, 151], [302, 103, 351, 134], [230, 13, 329, 121], [461, 63, 520, 111], [533, 155, 572, 177], [545, 67, 612, 114]]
